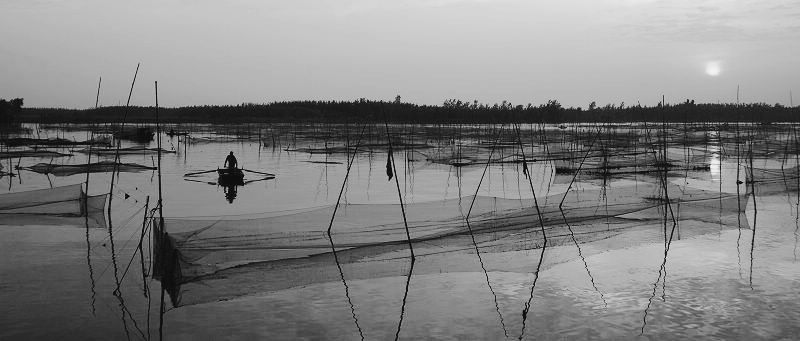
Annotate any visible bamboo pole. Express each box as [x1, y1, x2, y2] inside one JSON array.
[[95, 77, 102, 108], [108, 63, 140, 221], [155, 81, 167, 341]]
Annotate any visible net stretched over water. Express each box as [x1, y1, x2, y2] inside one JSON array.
[[154, 178, 750, 307], [21, 161, 156, 176], [746, 165, 800, 196], [0, 184, 107, 228], [0, 150, 72, 159]]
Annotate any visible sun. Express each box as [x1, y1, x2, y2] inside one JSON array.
[[705, 61, 721, 76]]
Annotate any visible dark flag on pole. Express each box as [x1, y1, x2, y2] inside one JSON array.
[[386, 150, 393, 181], [522, 161, 529, 180]]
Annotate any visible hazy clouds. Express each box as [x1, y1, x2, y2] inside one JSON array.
[[1, 0, 798, 108]]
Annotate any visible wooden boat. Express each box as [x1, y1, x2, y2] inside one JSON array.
[[218, 168, 244, 186]]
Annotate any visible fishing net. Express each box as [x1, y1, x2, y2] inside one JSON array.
[[147, 123, 797, 307], [0, 150, 72, 159], [0, 184, 107, 228], [22, 161, 156, 176], [154, 179, 749, 307], [0, 137, 110, 148], [745, 165, 800, 196], [78, 147, 175, 156]]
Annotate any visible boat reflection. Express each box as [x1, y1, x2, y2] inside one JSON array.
[[223, 184, 238, 203], [218, 168, 245, 204]]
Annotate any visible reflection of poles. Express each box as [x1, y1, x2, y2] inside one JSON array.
[[139, 196, 151, 341], [104, 67, 140, 335], [513, 124, 549, 340], [97, 74, 149, 340], [138, 196, 150, 299], [461, 128, 508, 338], [325, 124, 366, 340], [641, 126, 679, 336], [736, 119, 743, 277], [794, 124, 799, 262], [84, 123, 97, 316], [535, 122, 608, 309], [104, 66, 148, 341], [748, 138, 757, 290]]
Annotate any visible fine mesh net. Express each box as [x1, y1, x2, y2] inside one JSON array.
[[0, 150, 72, 159], [0, 184, 107, 228], [155, 179, 749, 307], [746, 165, 800, 196], [150, 123, 799, 307], [78, 147, 175, 155], [22, 161, 156, 176], [0, 137, 109, 147]]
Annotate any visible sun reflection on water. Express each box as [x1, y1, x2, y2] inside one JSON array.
[[708, 131, 721, 181]]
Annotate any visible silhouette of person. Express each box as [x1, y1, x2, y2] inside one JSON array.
[[224, 151, 238, 169]]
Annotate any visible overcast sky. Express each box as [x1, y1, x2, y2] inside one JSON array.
[[2, 0, 799, 108]]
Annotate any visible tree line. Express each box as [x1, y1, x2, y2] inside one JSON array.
[[0, 98, 23, 123], [13, 98, 800, 123]]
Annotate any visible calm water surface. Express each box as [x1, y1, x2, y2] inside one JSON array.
[[1, 123, 798, 340]]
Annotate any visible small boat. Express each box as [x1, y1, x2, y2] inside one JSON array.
[[218, 168, 244, 186]]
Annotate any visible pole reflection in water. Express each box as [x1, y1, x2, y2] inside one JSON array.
[[461, 128, 508, 338], [515, 124, 554, 341], [327, 125, 366, 340]]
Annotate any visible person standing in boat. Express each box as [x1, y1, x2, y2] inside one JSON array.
[[224, 151, 238, 170]]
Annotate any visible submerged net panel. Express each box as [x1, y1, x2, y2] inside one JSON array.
[[0, 184, 107, 228], [155, 179, 750, 307]]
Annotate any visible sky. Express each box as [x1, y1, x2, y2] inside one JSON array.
[[1, 0, 799, 109]]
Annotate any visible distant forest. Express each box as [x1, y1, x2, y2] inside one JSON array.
[[11, 98, 800, 123], [0, 98, 24, 124]]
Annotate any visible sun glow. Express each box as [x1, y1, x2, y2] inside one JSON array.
[[705, 61, 721, 76]]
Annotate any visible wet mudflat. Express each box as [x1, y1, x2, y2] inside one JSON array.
[[1, 123, 799, 340]]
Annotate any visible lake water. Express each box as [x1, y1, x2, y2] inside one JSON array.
[[1, 123, 798, 340]]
